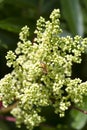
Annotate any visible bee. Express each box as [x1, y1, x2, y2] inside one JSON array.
[[40, 61, 48, 74]]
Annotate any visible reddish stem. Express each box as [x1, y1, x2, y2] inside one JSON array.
[[72, 105, 87, 114]]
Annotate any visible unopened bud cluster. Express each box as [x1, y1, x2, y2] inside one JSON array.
[[0, 9, 87, 130]]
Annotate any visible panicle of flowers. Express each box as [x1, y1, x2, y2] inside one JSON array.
[[0, 9, 87, 130]]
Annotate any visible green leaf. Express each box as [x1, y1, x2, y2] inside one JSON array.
[[0, 121, 9, 130], [0, 18, 23, 33], [0, 30, 18, 50], [83, 0, 87, 10], [0, 0, 4, 3], [0, 40, 8, 49], [60, 30, 72, 37], [60, 0, 84, 36], [40, 125, 56, 130], [71, 110, 87, 130], [39, 0, 57, 13], [70, 97, 87, 130], [0, 17, 35, 37], [4, 0, 37, 8]]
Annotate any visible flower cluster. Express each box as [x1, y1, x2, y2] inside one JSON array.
[[0, 9, 87, 129]]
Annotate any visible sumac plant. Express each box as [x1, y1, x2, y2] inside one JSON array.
[[0, 9, 87, 130]]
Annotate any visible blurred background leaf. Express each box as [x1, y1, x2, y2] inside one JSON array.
[[0, 0, 4, 3], [70, 109, 87, 130], [0, 121, 9, 130], [70, 96, 87, 130], [60, 0, 84, 36]]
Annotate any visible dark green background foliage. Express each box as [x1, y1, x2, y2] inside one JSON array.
[[0, 0, 87, 130]]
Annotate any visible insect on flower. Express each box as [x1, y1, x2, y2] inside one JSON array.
[[40, 61, 48, 74]]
